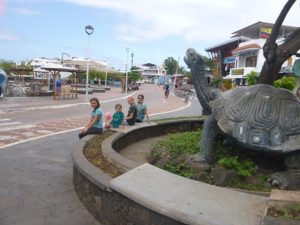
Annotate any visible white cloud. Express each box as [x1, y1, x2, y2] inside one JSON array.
[[62, 0, 299, 45], [0, 30, 22, 41], [11, 7, 39, 15], [0, 0, 4, 16]]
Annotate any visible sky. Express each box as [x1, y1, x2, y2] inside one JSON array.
[[0, 0, 299, 70]]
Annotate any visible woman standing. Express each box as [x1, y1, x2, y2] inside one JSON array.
[[136, 94, 150, 123], [79, 97, 103, 139]]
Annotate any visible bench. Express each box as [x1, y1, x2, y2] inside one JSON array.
[[92, 88, 106, 93]]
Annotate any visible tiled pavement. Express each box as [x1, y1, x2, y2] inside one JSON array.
[[0, 117, 88, 148]]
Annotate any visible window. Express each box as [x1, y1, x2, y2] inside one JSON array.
[[246, 55, 257, 67]]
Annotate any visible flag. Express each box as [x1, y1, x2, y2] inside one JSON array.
[[260, 27, 272, 39]]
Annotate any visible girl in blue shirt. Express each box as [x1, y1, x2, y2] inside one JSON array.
[[79, 97, 103, 139], [111, 104, 125, 128], [103, 104, 125, 129]]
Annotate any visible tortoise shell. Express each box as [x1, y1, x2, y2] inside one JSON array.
[[210, 84, 300, 153]]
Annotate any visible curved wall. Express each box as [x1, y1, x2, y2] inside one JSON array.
[[72, 119, 203, 225]]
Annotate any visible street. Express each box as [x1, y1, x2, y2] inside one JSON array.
[[0, 84, 202, 225]]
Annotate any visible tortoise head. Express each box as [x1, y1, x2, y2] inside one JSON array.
[[184, 48, 205, 69]]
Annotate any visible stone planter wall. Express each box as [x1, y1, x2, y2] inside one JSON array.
[[72, 119, 204, 225], [112, 119, 203, 152], [73, 166, 182, 225], [72, 119, 298, 225]]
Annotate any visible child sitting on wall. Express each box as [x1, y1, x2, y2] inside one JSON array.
[[104, 104, 125, 129]]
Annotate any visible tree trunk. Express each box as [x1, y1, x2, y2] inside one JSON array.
[[259, 28, 300, 84], [258, 0, 297, 85]]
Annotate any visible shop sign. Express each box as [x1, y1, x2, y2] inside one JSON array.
[[231, 69, 244, 75]]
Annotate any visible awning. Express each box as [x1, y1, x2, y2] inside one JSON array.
[[34, 68, 49, 73], [232, 44, 261, 54], [223, 75, 247, 80]]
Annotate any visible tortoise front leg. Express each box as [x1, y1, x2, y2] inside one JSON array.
[[191, 115, 219, 163]]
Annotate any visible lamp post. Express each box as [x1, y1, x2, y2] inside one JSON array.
[[85, 25, 94, 100], [105, 57, 109, 89], [125, 47, 130, 94], [61, 52, 70, 64]]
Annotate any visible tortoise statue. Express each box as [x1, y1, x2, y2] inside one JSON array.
[[184, 48, 300, 190]]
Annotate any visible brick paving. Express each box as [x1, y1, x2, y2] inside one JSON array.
[[0, 117, 89, 148]]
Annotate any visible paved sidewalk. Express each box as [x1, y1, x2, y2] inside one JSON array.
[[0, 84, 202, 225], [0, 84, 186, 114], [0, 85, 189, 148], [0, 86, 127, 114], [0, 131, 101, 225]]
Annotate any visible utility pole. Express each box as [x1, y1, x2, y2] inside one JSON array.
[[175, 56, 180, 74], [125, 47, 130, 94], [131, 52, 134, 69]]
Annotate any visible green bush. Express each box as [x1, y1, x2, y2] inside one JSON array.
[[246, 71, 258, 86], [211, 78, 222, 88], [273, 76, 296, 91], [149, 129, 270, 191], [217, 156, 256, 178]]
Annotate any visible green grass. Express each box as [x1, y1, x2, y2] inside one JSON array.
[[269, 203, 300, 220], [228, 175, 271, 192], [153, 130, 200, 157], [218, 156, 256, 178], [149, 129, 272, 192]]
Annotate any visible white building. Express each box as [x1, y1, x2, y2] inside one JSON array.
[[31, 57, 114, 80], [206, 22, 299, 85], [225, 22, 299, 81], [138, 63, 166, 84], [31, 57, 76, 79]]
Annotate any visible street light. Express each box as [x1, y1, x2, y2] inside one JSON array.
[[105, 57, 109, 89], [85, 25, 94, 100], [125, 47, 130, 94], [61, 52, 70, 64]]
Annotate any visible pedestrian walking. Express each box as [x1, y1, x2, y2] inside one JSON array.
[[164, 83, 170, 98], [79, 97, 103, 139]]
